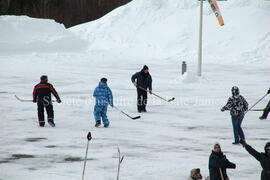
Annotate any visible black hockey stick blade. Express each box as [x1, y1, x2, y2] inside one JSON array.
[[168, 97, 175, 102], [132, 116, 141, 120]]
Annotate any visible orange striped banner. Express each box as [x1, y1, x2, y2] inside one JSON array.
[[208, 0, 224, 26]]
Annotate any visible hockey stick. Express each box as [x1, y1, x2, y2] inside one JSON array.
[[14, 95, 56, 102], [219, 168, 224, 180], [0, 92, 13, 94], [245, 94, 268, 114], [14, 95, 33, 102], [82, 132, 92, 180], [113, 106, 141, 120], [116, 147, 124, 180], [250, 109, 264, 111], [138, 86, 175, 102]]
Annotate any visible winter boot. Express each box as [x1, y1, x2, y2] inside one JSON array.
[[39, 121, 45, 127], [259, 116, 266, 120], [104, 124, 109, 128], [95, 120, 101, 127], [48, 119, 55, 127]]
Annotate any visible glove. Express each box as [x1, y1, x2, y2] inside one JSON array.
[[57, 99, 61, 103], [133, 82, 137, 87], [267, 88, 270, 94], [240, 139, 248, 147], [221, 107, 225, 112], [33, 99, 37, 103], [149, 90, 153, 94], [110, 104, 114, 108]]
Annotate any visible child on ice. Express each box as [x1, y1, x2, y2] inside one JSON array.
[[93, 78, 113, 128]]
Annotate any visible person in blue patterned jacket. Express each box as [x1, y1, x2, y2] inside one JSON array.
[[221, 86, 248, 145], [93, 78, 113, 128]]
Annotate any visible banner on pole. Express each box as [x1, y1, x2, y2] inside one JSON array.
[[208, 0, 224, 26]]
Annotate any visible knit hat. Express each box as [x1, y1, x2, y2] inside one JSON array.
[[143, 65, 149, 70], [100, 78, 107, 83], [190, 168, 202, 179], [40, 75, 48, 82]]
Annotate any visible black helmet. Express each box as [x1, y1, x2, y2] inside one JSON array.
[[100, 78, 107, 83], [40, 75, 48, 83], [231, 86, 239, 96]]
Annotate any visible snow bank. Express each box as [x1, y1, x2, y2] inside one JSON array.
[[71, 0, 270, 63], [0, 16, 87, 54]]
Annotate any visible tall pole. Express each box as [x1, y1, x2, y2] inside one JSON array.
[[198, 0, 203, 76]]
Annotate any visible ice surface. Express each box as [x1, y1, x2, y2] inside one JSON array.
[[0, 0, 270, 179]]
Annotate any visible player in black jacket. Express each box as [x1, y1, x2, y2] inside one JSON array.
[[240, 140, 270, 180], [131, 65, 152, 112], [33, 75, 61, 127]]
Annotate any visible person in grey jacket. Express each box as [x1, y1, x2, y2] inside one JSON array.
[[221, 86, 248, 145], [131, 65, 152, 112]]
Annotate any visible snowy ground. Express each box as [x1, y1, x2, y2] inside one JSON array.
[[0, 0, 270, 179]]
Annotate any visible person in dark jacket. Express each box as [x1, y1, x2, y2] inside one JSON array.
[[221, 86, 248, 144], [33, 75, 61, 127], [131, 65, 152, 113], [259, 88, 270, 120], [209, 143, 236, 180], [240, 140, 270, 180]]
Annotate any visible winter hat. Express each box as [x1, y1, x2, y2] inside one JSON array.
[[143, 65, 149, 70], [190, 168, 201, 179], [231, 86, 240, 96], [100, 78, 107, 83], [264, 142, 270, 152], [40, 75, 48, 82]]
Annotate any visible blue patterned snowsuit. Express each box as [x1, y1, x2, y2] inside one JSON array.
[[93, 82, 113, 126]]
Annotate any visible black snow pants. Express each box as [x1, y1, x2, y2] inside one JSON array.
[[37, 101, 54, 126], [137, 89, 147, 112]]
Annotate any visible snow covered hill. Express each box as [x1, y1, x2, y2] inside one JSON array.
[[0, 0, 270, 180], [0, 16, 87, 54], [70, 0, 270, 63]]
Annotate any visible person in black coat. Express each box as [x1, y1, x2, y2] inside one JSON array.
[[33, 75, 61, 127], [259, 88, 270, 120], [131, 65, 152, 112], [209, 143, 236, 180], [240, 140, 270, 180]]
